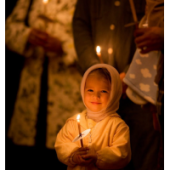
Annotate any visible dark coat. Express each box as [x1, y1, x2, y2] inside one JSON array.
[[73, 0, 146, 73]]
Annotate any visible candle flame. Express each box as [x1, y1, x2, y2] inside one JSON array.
[[77, 114, 80, 121], [96, 46, 101, 53], [43, 0, 48, 4]]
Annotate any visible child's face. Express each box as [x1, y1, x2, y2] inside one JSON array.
[[84, 72, 111, 112]]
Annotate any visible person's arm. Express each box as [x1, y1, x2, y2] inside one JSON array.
[[96, 122, 131, 169], [147, 0, 164, 28], [72, 0, 99, 73], [134, 0, 164, 54], [5, 0, 32, 55]]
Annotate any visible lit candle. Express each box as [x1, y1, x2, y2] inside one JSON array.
[[77, 114, 84, 147], [43, 0, 48, 14], [42, 0, 48, 31], [96, 46, 103, 63]]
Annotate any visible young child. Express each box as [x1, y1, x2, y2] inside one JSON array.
[[55, 63, 131, 170]]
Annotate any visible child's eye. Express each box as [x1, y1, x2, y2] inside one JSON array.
[[101, 90, 108, 93], [88, 89, 93, 92]]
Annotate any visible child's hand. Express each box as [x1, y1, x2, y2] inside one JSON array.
[[72, 147, 92, 166], [82, 152, 97, 164]]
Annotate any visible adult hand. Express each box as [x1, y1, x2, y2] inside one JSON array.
[[134, 27, 164, 54], [28, 28, 48, 47], [28, 28, 63, 55], [44, 35, 63, 55]]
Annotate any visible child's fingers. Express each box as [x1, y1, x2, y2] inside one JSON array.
[[82, 154, 93, 159], [82, 153, 97, 161], [78, 151, 88, 155], [77, 155, 86, 165], [76, 155, 82, 164], [84, 158, 94, 164], [76, 147, 89, 154], [78, 147, 89, 151], [78, 156, 92, 166]]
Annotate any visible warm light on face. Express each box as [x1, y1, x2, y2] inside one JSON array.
[[84, 73, 111, 112], [77, 114, 80, 122], [96, 46, 101, 54], [43, 0, 48, 4]]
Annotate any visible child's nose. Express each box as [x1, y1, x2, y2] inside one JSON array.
[[93, 92, 100, 98]]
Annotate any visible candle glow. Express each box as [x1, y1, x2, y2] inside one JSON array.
[[96, 46, 101, 56], [77, 114, 80, 122], [96, 46, 103, 63], [43, 0, 48, 4], [76, 114, 83, 147]]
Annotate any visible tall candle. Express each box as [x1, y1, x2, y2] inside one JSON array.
[[129, 0, 138, 23], [42, 0, 48, 31], [77, 114, 84, 147], [43, 0, 48, 14], [96, 46, 103, 63]]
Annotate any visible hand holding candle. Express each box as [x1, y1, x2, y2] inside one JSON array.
[[96, 46, 103, 63], [77, 114, 84, 147]]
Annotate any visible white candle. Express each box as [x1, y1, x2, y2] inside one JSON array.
[[129, 0, 138, 23], [42, 0, 48, 31], [96, 46, 101, 56], [77, 114, 83, 147], [96, 46, 103, 63], [43, 0, 48, 5], [43, 0, 48, 14]]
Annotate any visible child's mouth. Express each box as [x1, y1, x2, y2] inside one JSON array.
[[91, 102, 101, 105]]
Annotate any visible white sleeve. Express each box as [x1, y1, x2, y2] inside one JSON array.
[[54, 120, 80, 167], [96, 122, 131, 169]]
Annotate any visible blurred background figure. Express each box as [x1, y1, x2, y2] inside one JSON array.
[[73, 0, 162, 170], [73, 0, 146, 75], [134, 0, 164, 132], [132, 1, 164, 169], [5, 0, 85, 169]]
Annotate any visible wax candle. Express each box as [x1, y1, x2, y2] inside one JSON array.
[[43, 0, 48, 14], [42, 0, 49, 31], [129, 0, 138, 23], [77, 114, 84, 147], [125, 0, 138, 28]]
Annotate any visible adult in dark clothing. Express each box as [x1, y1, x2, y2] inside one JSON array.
[[73, 0, 161, 169], [134, 1, 164, 169], [73, 0, 146, 74]]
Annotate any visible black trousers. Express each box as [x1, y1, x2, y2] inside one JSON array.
[[117, 97, 161, 170]]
